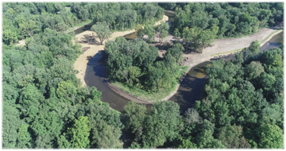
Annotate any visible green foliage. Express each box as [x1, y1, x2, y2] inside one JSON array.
[[255, 124, 283, 148], [244, 61, 264, 81], [2, 2, 284, 149], [68, 116, 91, 148], [56, 81, 77, 104], [217, 125, 251, 148], [171, 2, 284, 52], [122, 101, 147, 134], [84, 104, 123, 148], [196, 44, 284, 149], [156, 21, 170, 42], [142, 101, 181, 147], [3, 2, 164, 45], [176, 136, 197, 148], [16, 124, 32, 148], [249, 40, 260, 54], [143, 23, 156, 42], [34, 134, 54, 148], [106, 38, 182, 93], [90, 120, 122, 148], [58, 135, 71, 148], [2, 102, 22, 148], [196, 130, 225, 148], [91, 21, 112, 45]]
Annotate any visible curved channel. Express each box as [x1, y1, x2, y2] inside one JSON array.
[[84, 32, 283, 113]]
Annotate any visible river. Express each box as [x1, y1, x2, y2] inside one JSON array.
[[82, 14, 283, 114]]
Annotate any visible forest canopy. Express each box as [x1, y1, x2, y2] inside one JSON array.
[[2, 2, 284, 149], [105, 37, 184, 93], [2, 2, 164, 45], [161, 2, 284, 52]]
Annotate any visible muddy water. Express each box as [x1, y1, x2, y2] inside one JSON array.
[[84, 31, 283, 114], [83, 11, 283, 113], [260, 31, 283, 52], [84, 51, 152, 112], [169, 62, 212, 113], [85, 53, 212, 113], [124, 29, 141, 40]]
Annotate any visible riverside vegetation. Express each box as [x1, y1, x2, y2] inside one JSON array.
[[2, 2, 284, 149]]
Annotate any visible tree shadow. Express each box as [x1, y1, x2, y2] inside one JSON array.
[[86, 51, 106, 78], [78, 34, 101, 45], [170, 75, 208, 114]]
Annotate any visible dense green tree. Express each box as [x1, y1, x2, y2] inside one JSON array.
[[156, 21, 169, 42], [58, 135, 72, 148], [196, 130, 225, 148], [67, 116, 91, 148], [90, 120, 122, 148], [122, 101, 147, 134], [2, 102, 22, 148], [16, 124, 32, 148], [217, 125, 251, 148], [106, 38, 182, 93], [143, 23, 156, 42], [255, 124, 283, 148], [142, 101, 181, 147], [244, 61, 264, 81], [176, 136, 197, 148], [165, 43, 184, 63], [34, 134, 54, 148], [91, 21, 112, 45], [2, 2, 284, 149], [249, 40, 260, 54]]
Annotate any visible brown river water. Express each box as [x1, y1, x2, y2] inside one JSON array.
[[80, 11, 283, 114]]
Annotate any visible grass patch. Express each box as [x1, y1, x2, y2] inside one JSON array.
[[111, 66, 187, 102], [112, 81, 177, 101]]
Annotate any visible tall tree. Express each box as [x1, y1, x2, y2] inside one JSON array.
[[91, 21, 112, 45], [67, 116, 91, 148], [255, 124, 283, 148], [122, 101, 147, 134], [156, 21, 169, 43]]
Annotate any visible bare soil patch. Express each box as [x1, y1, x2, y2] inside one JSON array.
[[15, 40, 26, 46]]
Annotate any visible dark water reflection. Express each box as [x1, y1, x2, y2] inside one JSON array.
[[84, 14, 283, 114], [85, 53, 212, 113], [73, 22, 94, 35], [169, 62, 212, 113], [260, 31, 283, 52], [85, 32, 283, 114], [85, 51, 152, 112]]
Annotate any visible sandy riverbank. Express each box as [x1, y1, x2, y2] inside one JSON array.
[[74, 15, 169, 87], [161, 28, 283, 101], [100, 28, 283, 104]]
